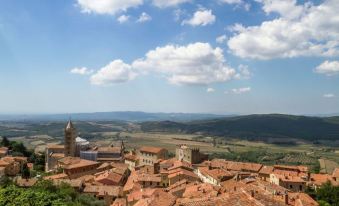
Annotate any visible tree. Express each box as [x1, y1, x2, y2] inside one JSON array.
[[21, 163, 30, 179], [316, 181, 339, 206], [0, 136, 10, 147]]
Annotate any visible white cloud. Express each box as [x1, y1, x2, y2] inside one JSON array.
[[228, 0, 339, 60], [70, 67, 93, 75], [152, 0, 191, 8], [182, 9, 216, 26], [255, 0, 309, 20], [235, 64, 251, 79], [90, 60, 137, 85], [117, 15, 130, 23], [88, 43, 248, 86], [132, 42, 237, 85], [216, 35, 227, 44], [207, 88, 215, 93], [323, 93, 335, 98], [219, 0, 251, 11], [315, 60, 339, 76], [137, 12, 152, 23], [231, 87, 251, 94], [76, 0, 143, 15]]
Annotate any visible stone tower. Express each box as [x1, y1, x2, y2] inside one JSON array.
[[64, 120, 76, 157]]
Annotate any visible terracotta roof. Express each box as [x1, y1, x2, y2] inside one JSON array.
[[125, 154, 138, 161], [46, 144, 64, 149], [84, 185, 122, 197], [111, 198, 127, 206], [95, 170, 124, 185], [182, 182, 221, 199], [139, 146, 166, 154], [310, 173, 337, 186], [123, 171, 141, 193], [133, 189, 177, 206], [53, 179, 84, 188], [274, 165, 309, 173], [98, 147, 121, 153], [58, 157, 99, 169], [168, 168, 198, 180], [137, 173, 161, 182], [259, 165, 274, 175], [44, 173, 68, 180], [199, 167, 234, 181]]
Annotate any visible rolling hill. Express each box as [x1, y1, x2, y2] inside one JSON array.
[[140, 114, 339, 141]]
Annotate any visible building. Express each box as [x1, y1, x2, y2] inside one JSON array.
[[75, 136, 90, 156], [137, 146, 168, 166], [64, 120, 77, 157], [45, 144, 65, 172], [270, 173, 307, 192], [58, 156, 100, 179], [0, 147, 8, 158], [0, 156, 27, 176], [175, 145, 208, 164], [196, 167, 235, 186], [124, 154, 138, 170]]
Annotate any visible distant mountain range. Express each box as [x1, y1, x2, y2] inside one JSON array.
[[0, 111, 230, 122], [140, 114, 339, 141]]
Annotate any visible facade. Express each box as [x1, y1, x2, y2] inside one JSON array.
[[137, 146, 168, 166], [45, 144, 65, 172], [176, 145, 208, 164], [75, 136, 90, 156], [64, 120, 76, 157], [124, 154, 138, 170], [270, 173, 307, 192]]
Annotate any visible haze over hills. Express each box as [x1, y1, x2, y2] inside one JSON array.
[[0, 111, 229, 122], [140, 114, 339, 141]]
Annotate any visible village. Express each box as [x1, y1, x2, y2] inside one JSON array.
[[0, 121, 338, 206]]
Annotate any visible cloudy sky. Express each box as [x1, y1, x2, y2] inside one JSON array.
[[0, 0, 338, 115]]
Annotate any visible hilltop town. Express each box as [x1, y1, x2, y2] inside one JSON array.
[[0, 121, 338, 206]]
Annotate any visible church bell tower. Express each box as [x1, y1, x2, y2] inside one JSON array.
[[64, 120, 76, 157]]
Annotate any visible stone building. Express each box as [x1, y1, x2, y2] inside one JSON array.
[[175, 145, 208, 164], [137, 146, 168, 166], [64, 120, 76, 157]]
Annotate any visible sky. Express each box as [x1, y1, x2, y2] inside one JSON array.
[[0, 0, 338, 115]]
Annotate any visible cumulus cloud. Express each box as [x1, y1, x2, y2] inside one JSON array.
[[90, 60, 137, 85], [182, 9, 216, 26], [255, 0, 309, 20], [231, 87, 251, 94], [152, 0, 191, 8], [117, 15, 130, 23], [70, 67, 93, 75], [315, 60, 339, 76], [76, 0, 143, 15], [216, 35, 227, 44], [207, 88, 215, 93], [137, 12, 152, 23], [228, 0, 339, 60], [132, 42, 237, 85], [88, 43, 247, 86]]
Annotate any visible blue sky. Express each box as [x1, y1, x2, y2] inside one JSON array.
[[0, 0, 338, 115]]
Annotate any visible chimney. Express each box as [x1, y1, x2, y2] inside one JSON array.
[[251, 190, 254, 198], [284, 192, 288, 205], [234, 186, 236, 191]]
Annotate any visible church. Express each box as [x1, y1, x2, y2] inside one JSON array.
[[45, 120, 125, 173]]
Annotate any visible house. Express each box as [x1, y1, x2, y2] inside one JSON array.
[[258, 165, 274, 181], [197, 167, 235, 186], [168, 168, 199, 185], [0, 156, 27, 176], [124, 154, 138, 170], [270, 173, 307, 192], [83, 185, 123, 205], [0, 147, 8, 158], [45, 144, 65, 172], [137, 146, 168, 166], [57, 156, 100, 179], [15, 177, 38, 188]]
